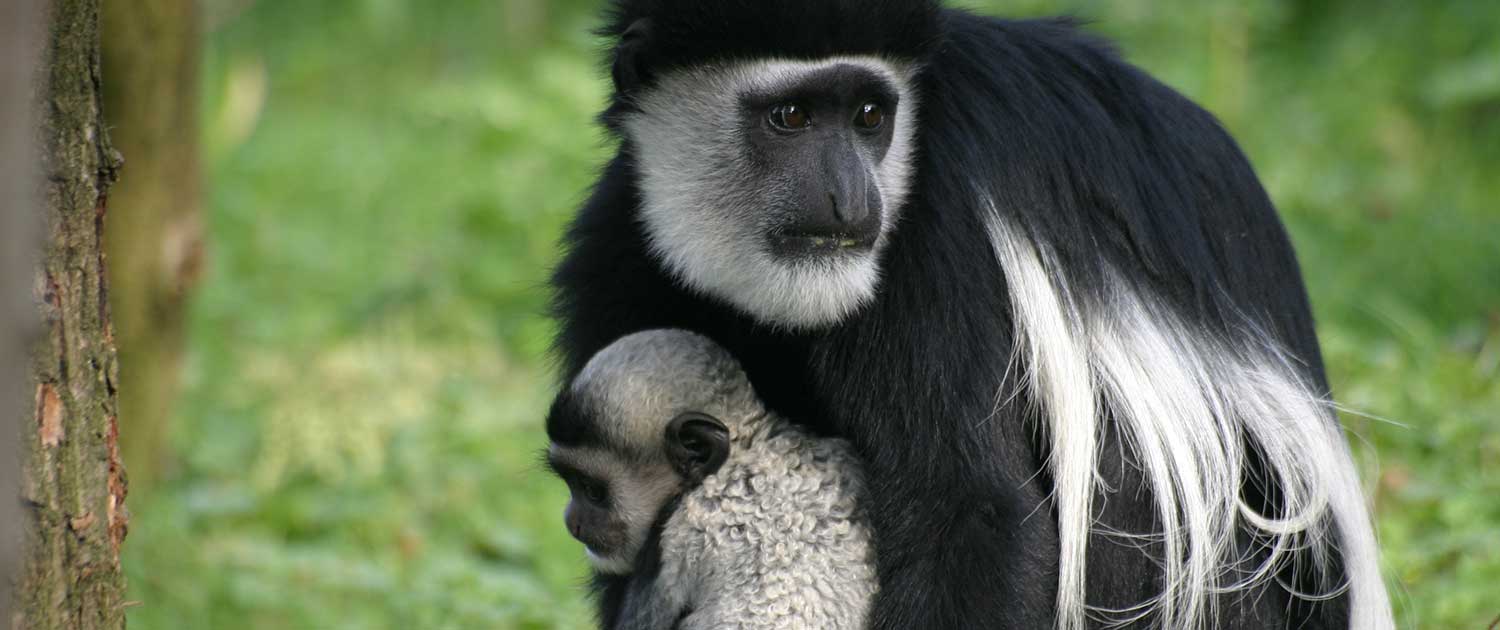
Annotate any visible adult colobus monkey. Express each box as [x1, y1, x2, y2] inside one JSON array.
[[551, 1, 1393, 628]]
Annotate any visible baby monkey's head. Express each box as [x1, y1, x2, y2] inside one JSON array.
[[544, 329, 762, 574]]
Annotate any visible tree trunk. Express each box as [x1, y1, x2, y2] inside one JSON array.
[[101, 0, 203, 491], [2, 0, 47, 622], [18, 0, 131, 627]]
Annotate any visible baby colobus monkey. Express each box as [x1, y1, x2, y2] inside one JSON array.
[[545, 329, 875, 630]]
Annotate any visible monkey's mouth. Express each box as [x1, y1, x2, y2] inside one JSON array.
[[583, 544, 618, 564], [768, 230, 877, 258], [575, 534, 619, 557], [568, 524, 623, 559]]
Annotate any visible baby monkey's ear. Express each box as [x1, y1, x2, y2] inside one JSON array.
[[665, 412, 730, 484]]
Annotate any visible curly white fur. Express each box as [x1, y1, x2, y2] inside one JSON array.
[[643, 410, 876, 630], [581, 330, 877, 630]]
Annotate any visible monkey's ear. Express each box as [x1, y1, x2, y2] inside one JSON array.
[[665, 412, 729, 484], [611, 18, 654, 95]]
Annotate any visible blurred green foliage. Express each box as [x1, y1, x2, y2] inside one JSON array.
[[122, 0, 1499, 628]]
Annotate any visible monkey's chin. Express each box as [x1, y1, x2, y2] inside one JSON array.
[[584, 547, 634, 575], [746, 253, 883, 330], [642, 223, 885, 330]]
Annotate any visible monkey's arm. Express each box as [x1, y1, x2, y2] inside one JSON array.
[[838, 389, 1061, 629], [807, 306, 1064, 628]]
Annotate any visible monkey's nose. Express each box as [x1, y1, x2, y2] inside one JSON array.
[[564, 506, 583, 541], [794, 185, 879, 237], [830, 191, 868, 226]]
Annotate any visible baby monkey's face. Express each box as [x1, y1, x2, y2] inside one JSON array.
[[545, 443, 682, 574], [546, 412, 731, 575], [543, 328, 747, 574]]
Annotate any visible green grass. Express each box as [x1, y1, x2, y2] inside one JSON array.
[[123, 1, 1500, 628]]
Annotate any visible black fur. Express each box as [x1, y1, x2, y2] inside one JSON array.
[[599, 0, 939, 64], [555, 4, 1348, 628], [545, 381, 606, 450], [664, 413, 730, 484]]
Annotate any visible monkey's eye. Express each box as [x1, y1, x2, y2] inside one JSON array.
[[577, 478, 608, 505], [854, 102, 884, 130], [768, 103, 810, 131]]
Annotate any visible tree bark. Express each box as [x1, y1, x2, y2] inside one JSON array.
[[100, 0, 203, 491], [18, 0, 131, 627], [2, 0, 47, 622]]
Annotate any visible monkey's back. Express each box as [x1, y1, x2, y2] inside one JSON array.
[[658, 419, 875, 629]]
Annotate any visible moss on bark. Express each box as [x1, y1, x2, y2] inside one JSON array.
[[19, 0, 130, 627]]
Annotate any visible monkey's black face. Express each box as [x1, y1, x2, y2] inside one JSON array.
[[546, 442, 688, 575], [554, 462, 627, 555], [623, 57, 918, 330], [739, 65, 900, 259]]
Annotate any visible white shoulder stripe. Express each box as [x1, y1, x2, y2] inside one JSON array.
[[984, 209, 1392, 630]]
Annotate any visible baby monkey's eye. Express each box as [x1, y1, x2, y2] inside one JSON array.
[[577, 478, 609, 505], [769, 103, 810, 130]]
